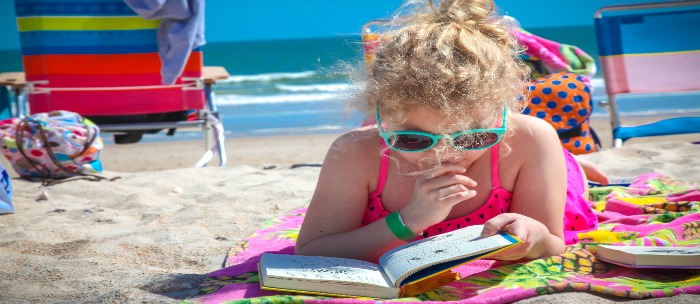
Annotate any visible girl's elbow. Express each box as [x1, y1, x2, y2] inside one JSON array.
[[529, 234, 566, 259], [293, 244, 304, 255], [294, 240, 313, 256], [545, 235, 567, 257]]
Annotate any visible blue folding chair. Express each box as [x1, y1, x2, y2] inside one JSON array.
[[594, 1, 700, 147]]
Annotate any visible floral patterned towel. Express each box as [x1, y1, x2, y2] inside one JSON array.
[[512, 28, 597, 81], [187, 173, 700, 304]]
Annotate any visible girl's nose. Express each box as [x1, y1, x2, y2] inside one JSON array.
[[431, 138, 461, 158]]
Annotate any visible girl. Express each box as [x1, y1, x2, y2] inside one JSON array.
[[296, 0, 601, 263]]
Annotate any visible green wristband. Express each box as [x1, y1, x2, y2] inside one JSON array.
[[386, 210, 418, 241]]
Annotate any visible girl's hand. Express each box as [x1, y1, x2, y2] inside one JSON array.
[[400, 165, 478, 234], [479, 213, 552, 261]]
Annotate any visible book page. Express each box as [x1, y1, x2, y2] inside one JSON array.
[[378, 225, 517, 286], [261, 253, 393, 288]]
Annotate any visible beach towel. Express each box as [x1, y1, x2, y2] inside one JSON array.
[[513, 28, 597, 82], [187, 173, 700, 304]]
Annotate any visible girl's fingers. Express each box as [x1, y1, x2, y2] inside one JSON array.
[[423, 171, 477, 189], [480, 213, 517, 237], [481, 215, 533, 260], [441, 188, 477, 204], [407, 164, 466, 179], [502, 221, 531, 244], [438, 184, 467, 198]]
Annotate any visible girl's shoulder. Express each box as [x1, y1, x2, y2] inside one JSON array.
[[332, 125, 381, 149], [501, 113, 564, 162], [506, 113, 561, 147], [324, 125, 383, 166], [497, 114, 568, 190]]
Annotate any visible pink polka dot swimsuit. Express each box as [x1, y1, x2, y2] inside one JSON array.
[[362, 142, 598, 245]]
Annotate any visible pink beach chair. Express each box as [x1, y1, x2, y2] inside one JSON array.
[[594, 1, 700, 147], [13, 0, 226, 166]]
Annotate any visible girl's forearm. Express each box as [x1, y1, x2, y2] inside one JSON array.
[[295, 219, 407, 263]]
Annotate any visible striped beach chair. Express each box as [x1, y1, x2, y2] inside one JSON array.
[[13, 0, 226, 166], [595, 1, 700, 147]]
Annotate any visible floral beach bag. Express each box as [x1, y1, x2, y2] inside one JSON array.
[[0, 111, 106, 185]]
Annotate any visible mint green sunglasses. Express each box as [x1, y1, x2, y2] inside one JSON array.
[[376, 105, 508, 152]]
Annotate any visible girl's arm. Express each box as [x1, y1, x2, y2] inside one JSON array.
[[481, 115, 567, 260], [296, 130, 478, 262], [295, 131, 407, 262]]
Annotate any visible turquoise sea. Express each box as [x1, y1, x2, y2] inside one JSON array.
[[1, 25, 698, 142]]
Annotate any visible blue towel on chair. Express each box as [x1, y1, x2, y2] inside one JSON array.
[[123, 0, 205, 84]]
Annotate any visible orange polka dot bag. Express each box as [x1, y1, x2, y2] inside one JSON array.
[[523, 72, 601, 154], [0, 111, 105, 183]]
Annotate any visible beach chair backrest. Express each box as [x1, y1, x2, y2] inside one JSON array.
[[595, 2, 700, 96], [594, 1, 700, 147], [14, 0, 205, 116]]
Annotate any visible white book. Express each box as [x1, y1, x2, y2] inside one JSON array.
[[597, 245, 700, 268]]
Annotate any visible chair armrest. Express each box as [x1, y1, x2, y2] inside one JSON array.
[[0, 72, 27, 90], [202, 66, 230, 85]]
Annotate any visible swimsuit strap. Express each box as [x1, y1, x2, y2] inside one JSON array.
[[490, 108, 505, 189], [490, 143, 501, 189], [376, 141, 390, 195]]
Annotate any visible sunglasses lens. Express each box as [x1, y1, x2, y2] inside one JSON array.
[[388, 134, 434, 151], [454, 132, 500, 149]]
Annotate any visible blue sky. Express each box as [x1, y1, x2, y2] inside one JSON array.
[[0, 0, 671, 50]]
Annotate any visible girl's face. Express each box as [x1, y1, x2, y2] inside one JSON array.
[[380, 105, 495, 170]]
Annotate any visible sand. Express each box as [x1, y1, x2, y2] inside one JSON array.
[[0, 117, 699, 303]]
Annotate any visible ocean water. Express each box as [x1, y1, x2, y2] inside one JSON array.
[[198, 26, 700, 141], [2, 25, 699, 142], [200, 36, 366, 140]]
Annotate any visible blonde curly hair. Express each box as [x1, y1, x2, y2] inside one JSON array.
[[362, 0, 528, 128]]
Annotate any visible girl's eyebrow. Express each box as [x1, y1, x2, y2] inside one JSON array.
[[389, 124, 433, 133], [384, 119, 436, 133], [392, 123, 478, 134], [400, 124, 433, 132]]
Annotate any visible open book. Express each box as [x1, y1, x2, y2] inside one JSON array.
[[258, 225, 521, 299], [597, 245, 700, 268]]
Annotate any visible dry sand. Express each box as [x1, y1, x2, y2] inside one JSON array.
[[0, 117, 699, 303]]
